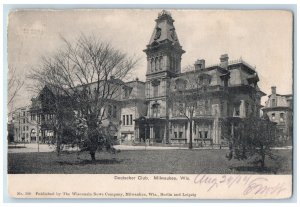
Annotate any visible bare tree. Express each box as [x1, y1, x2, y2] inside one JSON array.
[[169, 66, 212, 149], [8, 66, 24, 112], [28, 34, 138, 160]]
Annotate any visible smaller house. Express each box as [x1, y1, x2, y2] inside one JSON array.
[[262, 86, 293, 145]]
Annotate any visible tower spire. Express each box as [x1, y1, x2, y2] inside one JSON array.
[[147, 10, 181, 46], [144, 10, 185, 76]]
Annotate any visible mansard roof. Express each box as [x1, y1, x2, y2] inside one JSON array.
[[147, 10, 180, 46]]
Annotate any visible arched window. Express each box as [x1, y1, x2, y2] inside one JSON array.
[[151, 59, 155, 71], [155, 57, 159, 71], [159, 56, 163, 70], [107, 105, 112, 117], [152, 102, 160, 118]]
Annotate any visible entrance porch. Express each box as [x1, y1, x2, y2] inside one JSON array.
[[134, 117, 167, 144]]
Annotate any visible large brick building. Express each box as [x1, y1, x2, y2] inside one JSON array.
[[13, 10, 267, 147], [134, 10, 265, 146]]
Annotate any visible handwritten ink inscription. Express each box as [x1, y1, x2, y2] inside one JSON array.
[[194, 174, 287, 196]]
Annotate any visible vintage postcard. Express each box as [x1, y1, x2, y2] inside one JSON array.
[[7, 9, 293, 199]]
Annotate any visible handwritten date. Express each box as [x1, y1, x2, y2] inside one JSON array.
[[194, 174, 286, 196]]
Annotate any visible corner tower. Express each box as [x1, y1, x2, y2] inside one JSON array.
[[139, 10, 184, 144], [144, 10, 185, 77]]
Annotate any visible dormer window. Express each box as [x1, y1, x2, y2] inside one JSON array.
[[197, 74, 211, 87], [175, 78, 187, 91], [280, 113, 284, 122], [123, 87, 132, 99], [271, 99, 276, 107], [271, 113, 276, 120], [154, 27, 161, 40]]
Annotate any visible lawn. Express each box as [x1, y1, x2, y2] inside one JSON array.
[[8, 149, 292, 174]]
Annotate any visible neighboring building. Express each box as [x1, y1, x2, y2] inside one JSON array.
[[28, 77, 147, 144], [120, 79, 147, 144], [12, 106, 36, 143], [262, 86, 293, 144]]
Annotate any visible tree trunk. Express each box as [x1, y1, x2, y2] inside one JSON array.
[[55, 130, 61, 156], [87, 121, 99, 161], [90, 151, 96, 161], [260, 145, 265, 169], [189, 120, 193, 149], [261, 153, 265, 169]]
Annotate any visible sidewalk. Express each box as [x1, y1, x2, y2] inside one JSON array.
[[114, 145, 226, 150], [8, 143, 292, 153], [8, 143, 55, 153]]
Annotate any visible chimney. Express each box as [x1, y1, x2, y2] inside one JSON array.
[[220, 54, 229, 69], [194, 59, 205, 70], [271, 86, 276, 94]]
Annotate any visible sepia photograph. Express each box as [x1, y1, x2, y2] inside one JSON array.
[[6, 8, 294, 199]]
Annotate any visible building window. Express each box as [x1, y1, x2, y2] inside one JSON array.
[[178, 125, 184, 138], [204, 131, 208, 139], [123, 87, 131, 99], [271, 99, 276, 107], [196, 101, 204, 115], [271, 113, 276, 120], [174, 132, 177, 138], [26, 126, 29, 131], [151, 59, 155, 71], [204, 100, 210, 113], [130, 114, 133, 125], [245, 102, 249, 116], [159, 56, 163, 70], [280, 113, 284, 122], [123, 115, 126, 125], [233, 106, 240, 117], [199, 131, 208, 139], [155, 57, 159, 71], [126, 115, 129, 125], [198, 76, 204, 85], [152, 103, 160, 118], [113, 105, 117, 118], [220, 101, 224, 115], [153, 85, 159, 97], [107, 105, 112, 117]]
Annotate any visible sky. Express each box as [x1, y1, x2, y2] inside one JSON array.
[[8, 9, 293, 109]]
